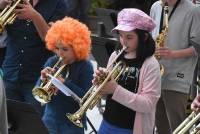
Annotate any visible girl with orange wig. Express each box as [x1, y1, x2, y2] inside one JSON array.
[[38, 17, 94, 134]]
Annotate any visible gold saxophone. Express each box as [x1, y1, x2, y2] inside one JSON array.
[[155, 3, 169, 75]]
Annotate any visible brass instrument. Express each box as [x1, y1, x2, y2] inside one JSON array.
[[66, 47, 127, 127], [173, 77, 200, 134], [0, 0, 25, 34], [172, 112, 200, 134], [32, 57, 67, 104], [155, 3, 169, 75], [191, 77, 200, 134]]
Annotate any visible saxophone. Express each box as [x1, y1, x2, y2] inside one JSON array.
[[155, 3, 169, 75]]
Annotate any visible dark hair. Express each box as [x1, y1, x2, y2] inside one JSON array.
[[116, 29, 155, 67]]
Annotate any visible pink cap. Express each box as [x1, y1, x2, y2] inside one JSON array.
[[112, 8, 156, 33]]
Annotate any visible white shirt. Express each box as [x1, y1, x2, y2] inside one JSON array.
[[150, 1, 162, 40]]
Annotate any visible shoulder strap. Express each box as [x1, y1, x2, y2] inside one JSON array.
[[159, 0, 181, 33]]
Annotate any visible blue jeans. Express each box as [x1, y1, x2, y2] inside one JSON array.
[[43, 115, 84, 134], [4, 80, 43, 115], [98, 120, 133, 134]]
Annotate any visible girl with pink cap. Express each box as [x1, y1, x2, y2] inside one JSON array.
[[93, 8, 161, 134]]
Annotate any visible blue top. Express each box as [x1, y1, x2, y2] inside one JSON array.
[[41, 56, 94, 124], [2, 0, 67, 83]]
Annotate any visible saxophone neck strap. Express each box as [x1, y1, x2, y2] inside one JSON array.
[[159, 0, 181, 33]]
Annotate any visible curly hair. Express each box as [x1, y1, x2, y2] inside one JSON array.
[[45, 17, 91, 60]]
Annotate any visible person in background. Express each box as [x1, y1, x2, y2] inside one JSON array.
[[0, 0, 67, 114], [150, 0, 200, 133]]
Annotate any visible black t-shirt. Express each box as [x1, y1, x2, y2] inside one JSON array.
[[103, 54, 140, 129]]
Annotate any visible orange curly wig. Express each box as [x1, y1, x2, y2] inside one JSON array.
[[45, 17, 91, 60]]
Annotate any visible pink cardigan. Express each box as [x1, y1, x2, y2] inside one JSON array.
[[108, 52, 161, 134]]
